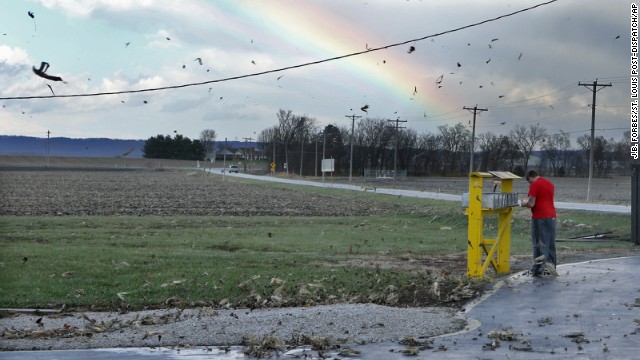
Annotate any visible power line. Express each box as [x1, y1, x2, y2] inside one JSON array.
[[0, 0, 558, 101]]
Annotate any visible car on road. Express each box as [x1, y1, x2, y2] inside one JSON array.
[[227, 165, 239, 173]]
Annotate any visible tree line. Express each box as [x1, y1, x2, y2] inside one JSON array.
[[143, 109, 632, 178], [256, 109, 632, 178]]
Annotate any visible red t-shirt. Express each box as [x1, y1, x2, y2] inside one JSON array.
[[528, 177, 556, 219]]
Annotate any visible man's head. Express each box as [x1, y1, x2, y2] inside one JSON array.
[[525, 169, 539, 183]]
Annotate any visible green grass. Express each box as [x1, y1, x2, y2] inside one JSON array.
[[0, 191, 633, 310]]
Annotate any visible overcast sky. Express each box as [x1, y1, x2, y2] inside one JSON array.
[[0, 0, 630, 144]]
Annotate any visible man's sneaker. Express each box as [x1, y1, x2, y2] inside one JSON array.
[[539, 262, 558, 277]]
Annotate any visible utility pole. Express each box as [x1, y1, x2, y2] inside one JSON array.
[[345, 115, 361, 182], [223, 137, 227, 180], [242, 137, 254, 172], [387, 118, 407, 178], [464, 105, 488, 174], [578, 80, 611, 201]]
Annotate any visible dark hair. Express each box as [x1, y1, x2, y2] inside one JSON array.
[[525, 170, 538, 181]]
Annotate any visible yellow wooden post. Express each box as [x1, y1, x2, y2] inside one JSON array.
[[497, 176, 514, 273], [466, 172, 487, 277], [465, 171, 520, 278]]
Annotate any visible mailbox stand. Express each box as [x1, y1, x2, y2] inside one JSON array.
[[465, 171, 520, 278]]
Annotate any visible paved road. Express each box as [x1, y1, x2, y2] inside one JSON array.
[[216, 169, 631, 214]]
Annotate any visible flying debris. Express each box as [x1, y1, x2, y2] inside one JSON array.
[[125, 42, 130, 47], [366, 43, 372, 51], [276, 75, 284, 80], [413, 86, 417, 95], [457, 62, 462, 68], [491, 38, 499, 42], [46, 84, 54, 96], [486, 58, 491, 64], [121, 148, 135, 157], [407, 45, 415, 54], [488, 44, 492, 49], [614, 35, 621, 40], [360, 104, 369, 113], [500, 122, 506, 125], [143, 100, 148, 104], [498, 95, 505, 98], [32, 62, 63, 82], [251, 60, 256, 65], [27, 11, 37, 31], [435, 74, 443, 85], [194, 58, 203, 65], [166, 37, 171, 40], [518, 52, 523, 61]]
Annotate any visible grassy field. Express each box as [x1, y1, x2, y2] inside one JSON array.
[[0, 184, 633, 311]]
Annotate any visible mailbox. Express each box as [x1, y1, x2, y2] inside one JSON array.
[[465, 171, 520, 278]]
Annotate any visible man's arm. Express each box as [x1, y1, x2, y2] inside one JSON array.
[[520, 196, 536, 208]]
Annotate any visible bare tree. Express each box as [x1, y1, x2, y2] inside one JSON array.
[[199, 129, 217, 160], [477, 132, 512, 171], [276, 109, 303, 173], [577, 134, 615, 177], [509, 124, 548, 172], [356, 118, 394, 171], [258, 126, 280, 166], [438, 123, 470, 174], [542, 131, 571, 176], [396, 128, 418, 173], [414, 131, 442, 175]]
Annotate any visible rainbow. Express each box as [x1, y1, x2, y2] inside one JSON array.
[[214, 1, 458, 119]]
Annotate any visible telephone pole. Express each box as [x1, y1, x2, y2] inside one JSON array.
[[387, 118, 407, 178], [578, 80, 611, 201], [463, 105, 488, 173], [345, 115, 361, 182], [243, 137, 254, 171]]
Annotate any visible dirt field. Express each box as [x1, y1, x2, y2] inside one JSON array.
[[0, 155, 633, 206], [0, 169, 424, 217]]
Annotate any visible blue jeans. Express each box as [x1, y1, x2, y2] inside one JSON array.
[[531, 218, 557, 268]]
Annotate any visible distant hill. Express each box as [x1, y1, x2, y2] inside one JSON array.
[[0, 136, 257, 158], [0, 136, 146, 158]]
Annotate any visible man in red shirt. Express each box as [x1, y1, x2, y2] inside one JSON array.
[[520, 170, 557, 277]]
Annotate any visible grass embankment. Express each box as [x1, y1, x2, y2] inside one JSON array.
[[0, 187, 632, 311]]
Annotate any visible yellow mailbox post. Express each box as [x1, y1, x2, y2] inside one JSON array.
[[464, 171, 520, 278]]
